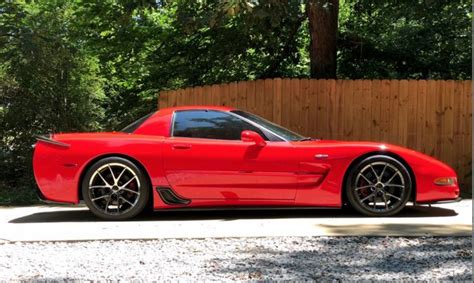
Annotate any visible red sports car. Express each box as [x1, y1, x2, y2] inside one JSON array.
[[33, 106, 460, 220]]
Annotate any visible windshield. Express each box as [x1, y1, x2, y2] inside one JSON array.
[[231, 110, 305, 141], [121, 112, 155, 133]]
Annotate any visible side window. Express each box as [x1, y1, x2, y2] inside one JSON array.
[[172, 110, 268, 140]]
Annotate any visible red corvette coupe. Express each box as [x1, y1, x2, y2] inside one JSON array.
[[33, 106, 460, 220]]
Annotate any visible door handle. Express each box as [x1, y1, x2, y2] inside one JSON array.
[[172, 144, 192, 150]]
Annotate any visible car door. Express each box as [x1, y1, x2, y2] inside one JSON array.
[[161, 110, 298, 200]]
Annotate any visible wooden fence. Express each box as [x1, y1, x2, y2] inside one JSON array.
[[159, 79, 472, 190]]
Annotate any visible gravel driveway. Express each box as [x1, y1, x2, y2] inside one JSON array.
[[0, 236, 471, 281]]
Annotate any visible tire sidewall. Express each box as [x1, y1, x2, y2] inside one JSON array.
[[82, 157, 150, 220], [346, 155, 412, 217]]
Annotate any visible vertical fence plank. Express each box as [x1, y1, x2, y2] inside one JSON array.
[[406, 80, 419, 149], [228, 82, 237, 108], [263, 79, 274, 121], [326, 79, 337, 140], [255, 80, 265, 117], [425, 80, 437, 156], [299, 78, 310, 136], [320, 79, 331, 139], [342, 80, 354, 139], [272, 78, 282, 124], [281, 78, 291, 129], [462, 81, 472, 188], [360, 80, 372, 141], [246, 80, 256, 113], [434, 80, 443, 159], [335, 80, 344, 140], [308, 79, 319, 137], [221, 83, 229, 106], [379, 80, 391, 142], [201, 85, 210, 105], [370, 80, 381, 141], [311, 80, 327, 138], [289, 79, 301, 133], [397, 80, 409, 146], [416, 80, 427, 153], [236, 81, 247, 110], [158, 90, 168, 109], [452, 81, 464, 180], [388, 80, 400, 144], [352, 80, 364, 141], [441, 81, 455, 165]]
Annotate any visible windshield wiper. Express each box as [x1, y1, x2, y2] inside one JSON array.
[[297, 137, 313, 141]]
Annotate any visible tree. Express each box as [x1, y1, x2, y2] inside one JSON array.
[[307, 0, 339, 78], [338, 0, 471, 79]]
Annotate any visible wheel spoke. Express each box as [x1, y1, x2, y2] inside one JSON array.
[[358, 173, 374, 185], [116, 168, 127, 185], [120, 176, 136, 189], [107, 165, 116, 184], [380, 163, 388, 182], [382, 193, 389, 209], [360, 192, 376, 202], [385, 184, 405, 189], [119, 196, 134, 206], [97, 172, 111, 186], [385, 170, 400, 185], [92, 195, 109, 202], [120, 187, 140, 195], [369, 165, 379, 181], [355, 185, 373, 190], [117, 197, 121, 212], [89, 185, 109, 189], [385, 192, 401, 201], [104, 198, 111, 213]]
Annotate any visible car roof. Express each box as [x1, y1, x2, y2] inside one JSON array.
[[159, 105, 236, 113]]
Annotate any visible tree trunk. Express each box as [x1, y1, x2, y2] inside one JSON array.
[[306, 0, 339, 78]]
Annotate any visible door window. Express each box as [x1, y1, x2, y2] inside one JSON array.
[[172, 110, 268, 140]]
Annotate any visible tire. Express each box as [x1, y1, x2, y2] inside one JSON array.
[[345, 155, 412, 217], [82, 157, 150, 220]]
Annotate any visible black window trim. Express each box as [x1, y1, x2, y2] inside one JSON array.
[[169, 109, 287, 142]]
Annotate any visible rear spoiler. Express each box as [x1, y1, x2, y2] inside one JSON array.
[[34, 135, 70, 148]]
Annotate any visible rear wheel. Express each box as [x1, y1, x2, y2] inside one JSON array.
[[82, 157, 150, 220], [346, 155, 412, 217]]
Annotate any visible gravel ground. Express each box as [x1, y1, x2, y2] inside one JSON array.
[[0, 237, 471, 281]]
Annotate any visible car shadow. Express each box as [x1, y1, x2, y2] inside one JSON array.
[[8, 204, 458, 223]]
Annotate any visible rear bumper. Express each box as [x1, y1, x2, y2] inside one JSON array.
[[416, 197, 462, 205], [34, 185, 74, 205]]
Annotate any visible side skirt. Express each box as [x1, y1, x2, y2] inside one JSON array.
[[153, 206, 340, 212]]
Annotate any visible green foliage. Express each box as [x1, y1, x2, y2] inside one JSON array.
[[0, 0, 105, 202], [0, 0, 471, 204], [338, 0, 472, 79]]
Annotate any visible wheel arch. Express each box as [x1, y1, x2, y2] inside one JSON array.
[[341, 150, 417, 205], [78, 153, 154, 206]]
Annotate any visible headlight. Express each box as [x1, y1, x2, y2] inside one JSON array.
[[434, 177, 456, 186]]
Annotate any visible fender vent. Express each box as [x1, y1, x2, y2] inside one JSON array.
[[156, 187, 191, 206]]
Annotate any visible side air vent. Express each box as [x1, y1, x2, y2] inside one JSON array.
[[156, 187, 191, 206]]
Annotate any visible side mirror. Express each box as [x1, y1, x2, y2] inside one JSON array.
[[241, 130, 266, 147]]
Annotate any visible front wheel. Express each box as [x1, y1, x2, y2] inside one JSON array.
[[82, 157, 150, 220], [345, 155, 412, 217]]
